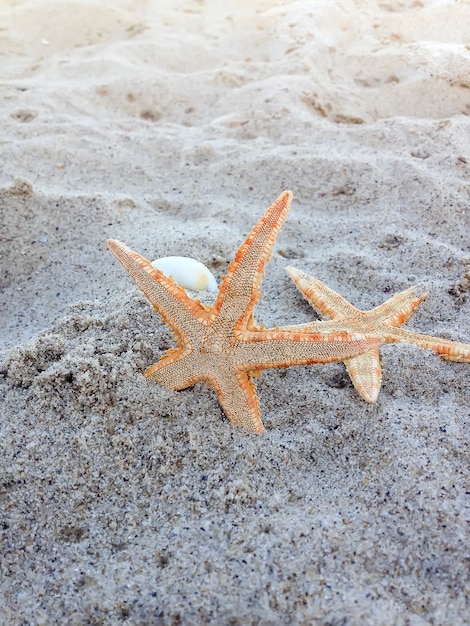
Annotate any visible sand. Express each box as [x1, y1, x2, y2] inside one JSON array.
[[1, 1, 470, 624]]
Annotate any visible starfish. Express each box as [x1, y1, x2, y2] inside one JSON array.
[[107, 192, 381, 433], [285, 266, 470, 403]]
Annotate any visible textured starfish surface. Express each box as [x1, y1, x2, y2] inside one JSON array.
[[108, 192, 381, 433], [286, 266, 470, 403]]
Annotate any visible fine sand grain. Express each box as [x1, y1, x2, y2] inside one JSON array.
[[1, 1, 470, 624]]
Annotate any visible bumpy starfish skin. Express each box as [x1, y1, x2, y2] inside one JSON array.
[[108, 192, 381, 433], [286, 266, 470, 403]]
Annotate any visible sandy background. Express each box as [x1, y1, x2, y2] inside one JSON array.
[[1, 0, 470, 624]]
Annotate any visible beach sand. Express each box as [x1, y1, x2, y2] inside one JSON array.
[[1, 1, 470, 623]]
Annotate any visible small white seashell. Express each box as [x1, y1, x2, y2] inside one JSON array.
[[151, 256, 218, 292]]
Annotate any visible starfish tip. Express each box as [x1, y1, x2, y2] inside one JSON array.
[[412, 285, 428, 301], [285, 265, 300, 278], [361, 388, 380, 403]]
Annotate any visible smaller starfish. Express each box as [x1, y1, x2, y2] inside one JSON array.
[[286, 266, 470, 403], [108, 192, 381, 433]]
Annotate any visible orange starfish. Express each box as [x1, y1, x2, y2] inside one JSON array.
[[108, 192, 381, 433], [286, 266, 470, 403]]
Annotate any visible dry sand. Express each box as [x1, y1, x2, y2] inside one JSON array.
[[1, 1, 470, 624]]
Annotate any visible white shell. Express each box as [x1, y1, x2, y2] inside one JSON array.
[[151, 256, 218, 292]]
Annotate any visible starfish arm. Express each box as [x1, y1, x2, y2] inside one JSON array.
[[279, 319, 374, 335], [285, 266, 360, 319], [211, 191, 292, 336], [143, 349, 205, 390], [344, 348, 382, 403], [209, 368, 264, 434], [368, 286, 428, 325], [108, 240, 209, 341], [286, 268, 430, 330], [239, 329, 382, 368], [144, 351, 264, 433], [380, 327, 470, 362]]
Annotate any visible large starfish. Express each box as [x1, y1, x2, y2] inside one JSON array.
[[286, 266, 470, 403], [108, 192, 381, 433]]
